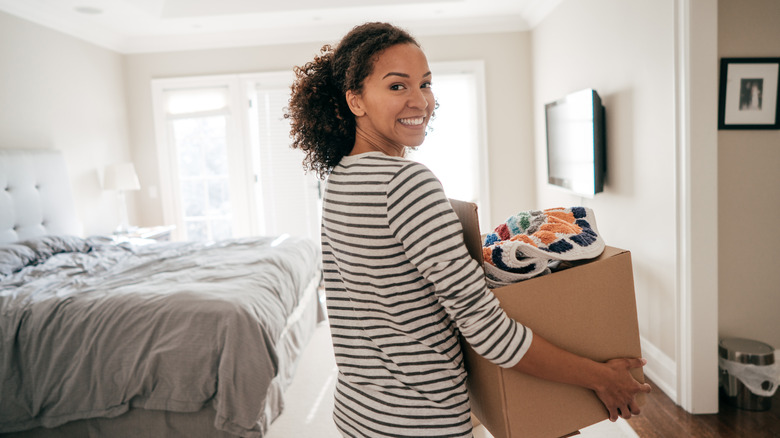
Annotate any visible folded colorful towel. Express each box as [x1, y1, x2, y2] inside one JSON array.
[[482, 206, 605, 288]]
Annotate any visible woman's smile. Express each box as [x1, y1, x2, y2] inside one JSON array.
[[399, 116, 426, 126]]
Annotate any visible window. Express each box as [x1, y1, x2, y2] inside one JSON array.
[[408, 61, 491, 227], [153, 77, 254, 241], [151, 62, 489, 241]]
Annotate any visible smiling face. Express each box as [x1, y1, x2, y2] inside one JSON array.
[[346, 43, 435, 156]]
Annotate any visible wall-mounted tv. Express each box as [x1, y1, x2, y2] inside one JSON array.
[[545, 88, 606, 198]]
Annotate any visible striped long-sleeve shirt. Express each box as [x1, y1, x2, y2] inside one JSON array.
[[321, 152, 533, 437]]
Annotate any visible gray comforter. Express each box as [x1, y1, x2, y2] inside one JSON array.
[[0, 234, 320, 437]]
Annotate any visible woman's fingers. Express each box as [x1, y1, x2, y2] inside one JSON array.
[[628, 400, 642, 415], [620, 357, 648, 372], [614, 400, 640, 420], [608, 407, 619, 422], [597, 357, 652, 422]]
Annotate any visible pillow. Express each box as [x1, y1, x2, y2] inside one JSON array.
[[19, 235, 91, 260], [0, 243, 37, 276]]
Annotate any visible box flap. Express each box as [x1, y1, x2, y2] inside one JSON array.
[[449, 198, 484, 265]]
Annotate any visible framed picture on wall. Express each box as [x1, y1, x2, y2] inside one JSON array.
[[718, 57, 780, 130]]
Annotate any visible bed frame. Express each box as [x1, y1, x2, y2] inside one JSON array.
[[0, 149, 81, 243], [0, 148, 324, 438]]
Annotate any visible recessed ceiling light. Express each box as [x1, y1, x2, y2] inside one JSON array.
[[74, 6, 103, 15]]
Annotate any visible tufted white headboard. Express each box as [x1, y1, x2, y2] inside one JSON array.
[[0, 149, 82, 243]]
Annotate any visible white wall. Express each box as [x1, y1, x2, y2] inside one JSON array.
[[0, 11, 131, 236], [718, 0, 780, 350], [531, 0, 678, 373], [123, 32, 535, 230]]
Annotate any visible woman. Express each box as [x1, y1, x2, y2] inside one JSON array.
[[287, 22, 650, 437]]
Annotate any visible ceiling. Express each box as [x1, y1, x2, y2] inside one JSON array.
[[0, 0, 562, 54]]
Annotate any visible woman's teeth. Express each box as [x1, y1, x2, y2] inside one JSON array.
[[399, 117, 424, 126]]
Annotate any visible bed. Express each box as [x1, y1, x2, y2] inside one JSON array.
[[0, 149, 324, 438]]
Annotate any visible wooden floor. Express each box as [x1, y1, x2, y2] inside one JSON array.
[[625, 378, 780, 437]]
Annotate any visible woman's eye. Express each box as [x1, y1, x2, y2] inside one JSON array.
[[422, 82, 432, 89], [390, 84, 405, 91]]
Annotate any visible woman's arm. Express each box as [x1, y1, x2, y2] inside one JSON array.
[[512, 334, 651, 421]]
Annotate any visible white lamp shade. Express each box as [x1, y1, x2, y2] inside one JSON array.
[[104, 163, 140, 191]]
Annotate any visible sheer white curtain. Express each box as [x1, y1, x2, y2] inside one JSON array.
[[248, 74, 321, 243], [407, 61, 491, 228]]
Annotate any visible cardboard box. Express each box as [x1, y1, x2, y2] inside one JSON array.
[[450, 199, 645, 438]]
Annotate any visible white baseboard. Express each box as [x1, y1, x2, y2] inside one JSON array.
[[640, 335, 677, 403]]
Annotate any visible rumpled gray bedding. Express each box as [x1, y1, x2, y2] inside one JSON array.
[[0, 234, 320, 437]]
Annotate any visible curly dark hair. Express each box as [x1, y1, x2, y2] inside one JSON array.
[[285, 22, 419, 179]]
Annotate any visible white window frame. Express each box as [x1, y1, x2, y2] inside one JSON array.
[[151, 75, 256, 240]]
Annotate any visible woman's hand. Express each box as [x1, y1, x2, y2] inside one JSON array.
[[512, 335, 651, 421], [592, 358, 652, 421]]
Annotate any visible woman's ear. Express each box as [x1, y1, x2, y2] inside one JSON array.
[[346, 90, 366, 117]]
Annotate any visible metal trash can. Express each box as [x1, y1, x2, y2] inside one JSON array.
[[718, 338, 775, 411]]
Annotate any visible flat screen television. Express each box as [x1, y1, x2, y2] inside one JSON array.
[[544, 88, 606, 198]]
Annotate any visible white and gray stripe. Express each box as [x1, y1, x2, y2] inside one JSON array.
[[321, 152, 532, 437]]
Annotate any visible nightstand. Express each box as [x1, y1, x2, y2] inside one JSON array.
[[113, 225, 176, 245]]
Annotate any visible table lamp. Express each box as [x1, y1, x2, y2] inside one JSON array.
[[104, 162, 140, 234]]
